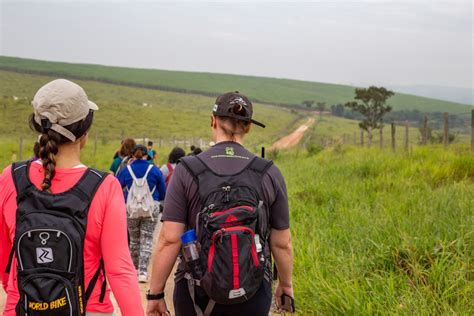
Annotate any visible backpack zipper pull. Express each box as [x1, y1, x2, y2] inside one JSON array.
[[222, 186, 231, 203]]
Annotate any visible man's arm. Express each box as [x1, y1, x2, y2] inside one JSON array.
[[147, 221, 185, 315], [269, 228, 294, 307]]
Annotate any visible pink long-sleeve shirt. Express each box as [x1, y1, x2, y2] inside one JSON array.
[[0, 162, 144, 315]]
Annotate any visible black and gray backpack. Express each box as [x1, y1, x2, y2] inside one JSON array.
[[180, 155, 273, 315], [5, 160, 108, 316]]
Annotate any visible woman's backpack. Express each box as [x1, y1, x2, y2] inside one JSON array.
[[6, 160, 108, 316], [180, 155, 273, 315], [125, 164, 155, 219]]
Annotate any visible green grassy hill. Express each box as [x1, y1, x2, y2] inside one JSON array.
[[0, 70, 304, 169], [279, 145, 473, 314], [0, 56, 471, 114]]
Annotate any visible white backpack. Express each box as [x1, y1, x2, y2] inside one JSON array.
[[126, 164, 155, 219]]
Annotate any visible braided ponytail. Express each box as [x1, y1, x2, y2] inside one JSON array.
[[38, 131, 61, 191]]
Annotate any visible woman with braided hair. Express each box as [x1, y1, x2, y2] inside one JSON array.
[[0, 79, 143, 315]]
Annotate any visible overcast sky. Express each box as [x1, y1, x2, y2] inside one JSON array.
[[0, 0, 472, 89]]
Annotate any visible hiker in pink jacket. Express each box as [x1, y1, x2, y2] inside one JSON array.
[[0, 79, 143, 316]]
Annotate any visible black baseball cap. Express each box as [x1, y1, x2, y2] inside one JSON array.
[[132, 144, 148, 155], [212, 91, 266, 128]]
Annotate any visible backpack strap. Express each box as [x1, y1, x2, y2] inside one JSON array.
[[185, 273, 215, 316], [143, 164, 153, 179], [85, 258, 107, 304], [127, 165, 138, 182], [180, 155, 209, 183], [72, 169, 108, 305], [6, 161, 32, 274], [143, 165, 156, 194], [11, 160, 35, 203], [127, 164, 152, 182], [248, 156, 273, 175], [72, 168, 108, 206]]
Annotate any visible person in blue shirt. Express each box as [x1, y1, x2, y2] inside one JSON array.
[[118, 144, 166, 283]]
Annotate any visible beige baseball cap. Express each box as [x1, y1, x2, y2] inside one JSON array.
[[33, 79, 98, 142]]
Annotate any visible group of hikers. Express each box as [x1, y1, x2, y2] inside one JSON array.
[[0, 79, 294, 316], [110, 139, 199, 284]]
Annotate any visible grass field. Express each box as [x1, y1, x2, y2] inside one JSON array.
[[277, 145, 473, 314], [1, 56, 471, 114], [0, 70, 305, 169]]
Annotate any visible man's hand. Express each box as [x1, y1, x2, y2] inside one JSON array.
[[275, 283, 294, 310], [146, 299, 169, 316]]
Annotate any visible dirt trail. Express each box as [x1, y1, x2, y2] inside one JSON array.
[[0, 290, 4, 312], [270, 118, 315, 150]]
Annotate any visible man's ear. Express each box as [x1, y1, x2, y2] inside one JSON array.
[[211, 115, 217, 128]]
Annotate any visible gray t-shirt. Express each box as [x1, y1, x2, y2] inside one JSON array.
[[162, 141, 290, 230]]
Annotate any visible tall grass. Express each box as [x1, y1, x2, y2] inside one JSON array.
[[276, 146, 473, 314]]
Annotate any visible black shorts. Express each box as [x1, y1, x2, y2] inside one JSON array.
[[173, 279, 272, 316]]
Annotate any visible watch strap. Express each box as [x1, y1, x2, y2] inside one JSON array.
[[146, 291, 165, 300]]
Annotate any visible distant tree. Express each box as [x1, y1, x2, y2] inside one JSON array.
[[316, 102, 326, 119], [302, 100, 314, 109], [345, 86, 394, 146], [330, 104, 345, 117]]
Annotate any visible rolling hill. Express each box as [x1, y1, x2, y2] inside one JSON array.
[[0, 70, 304, 169], [0, 56, 471, 114]]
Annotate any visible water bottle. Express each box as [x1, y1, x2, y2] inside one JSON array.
[[181, 229, 204, 279]]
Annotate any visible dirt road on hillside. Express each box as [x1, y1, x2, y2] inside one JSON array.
[[270, 118, 315, 150]]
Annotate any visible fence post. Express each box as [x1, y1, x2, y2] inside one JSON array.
[[405, 120, 409, 151], [379, 126, 384, 148], [391, 123, 396, 152], [471, 110, 474, 152], [360, 129, 364, 147], [19, 137, 23, 160], [422, 115, 428, 145], [93, 132, 98, 161], [353, 132, 357, 144], [443, 112, 449, 147]]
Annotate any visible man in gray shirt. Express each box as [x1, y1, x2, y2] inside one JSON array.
[[146, 92, 294, 316]]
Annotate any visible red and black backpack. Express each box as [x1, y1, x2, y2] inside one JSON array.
[[180, 155, 273, 313]]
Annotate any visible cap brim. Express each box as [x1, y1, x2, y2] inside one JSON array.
[[214, 112, 266, 128], [88, 100, 99, 111], [251, 119, 266, 128]]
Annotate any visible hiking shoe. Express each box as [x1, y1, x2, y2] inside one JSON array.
[[138, 272, 148, 283]]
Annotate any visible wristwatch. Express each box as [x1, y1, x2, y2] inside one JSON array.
[[146, 290, 165, 300]]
